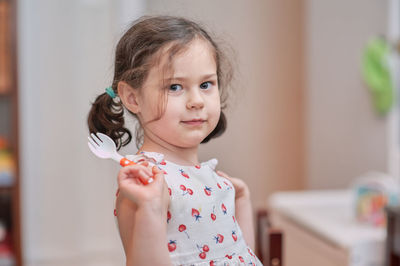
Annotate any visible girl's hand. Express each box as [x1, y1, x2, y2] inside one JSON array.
[[216, 170, 250, 200], [117, 161, 169, 212]]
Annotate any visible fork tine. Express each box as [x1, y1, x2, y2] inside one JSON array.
[[96, 132, 109, 143], [88, 141, 97, 151], [91, 133, 103, 144], [88, 136, 99, 147]]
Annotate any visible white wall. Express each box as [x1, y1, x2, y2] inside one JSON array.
[[305, 0, 390, 189], [18, 0, 145, 265]]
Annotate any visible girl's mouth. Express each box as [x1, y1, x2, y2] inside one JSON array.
[[181, 119, 206, 125]]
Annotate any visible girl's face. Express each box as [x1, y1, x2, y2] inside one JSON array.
[[136, 38, 221, 149]]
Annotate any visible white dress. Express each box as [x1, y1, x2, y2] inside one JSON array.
[[116, 151, 263, 266]]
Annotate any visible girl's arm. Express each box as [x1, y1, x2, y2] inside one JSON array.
[[116, 164, 172, 266], [216, 171, 255, 250]]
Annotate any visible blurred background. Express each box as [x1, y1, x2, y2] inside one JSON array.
[[0, 0, 399, 265]]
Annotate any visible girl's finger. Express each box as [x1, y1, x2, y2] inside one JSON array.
[[216, 170, 237, 186], [118, 165, 152, 185], [140, 161, 149, 167], [152, 165, 161, 174], [150, 166, 165, 183], [216, 170, 230, 179], [139, 172, 154, 185], [139, 161, 157, 184], [140, 163, 153, 177], [136, 166, 154, 185]]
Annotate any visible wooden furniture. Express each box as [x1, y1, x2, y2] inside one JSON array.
[[256, 209, 283, 266], [0, 0, 22, 265], [268, 189, 386, 266], [386, 206, 400, 266]]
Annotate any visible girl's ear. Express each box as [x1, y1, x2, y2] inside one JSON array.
[[117, 81, 141, 114]]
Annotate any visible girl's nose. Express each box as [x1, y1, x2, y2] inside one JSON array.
[[186, 89, 205, 109]]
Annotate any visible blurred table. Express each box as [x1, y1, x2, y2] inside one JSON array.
[[268, 189, 386, 266]]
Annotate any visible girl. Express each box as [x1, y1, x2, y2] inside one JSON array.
[[88, 15, 263, 266]]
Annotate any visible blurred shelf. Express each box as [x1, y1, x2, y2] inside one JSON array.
[[0, 187, 13, 194], [0, 176, 14, 188], [0, 91, 13, 97], [0, 0, 21, 265], [0, 0, 13, 96]]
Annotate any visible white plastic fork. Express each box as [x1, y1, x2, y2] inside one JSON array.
[[88, 132, 153, 184]]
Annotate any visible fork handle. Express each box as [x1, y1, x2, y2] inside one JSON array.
[[119, 158, 153, 185], [120, 158, 136, 167]]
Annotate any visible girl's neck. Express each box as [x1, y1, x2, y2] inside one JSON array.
[[139, 136, 200, 166]]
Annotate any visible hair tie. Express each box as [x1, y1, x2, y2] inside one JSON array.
[[105, 87, 117, 99]]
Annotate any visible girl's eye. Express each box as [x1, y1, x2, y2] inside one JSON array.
[[169, 84, 182, 92], [200, 81, 213, 90]]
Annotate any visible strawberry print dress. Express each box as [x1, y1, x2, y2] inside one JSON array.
[[118, 151, 263, 266]]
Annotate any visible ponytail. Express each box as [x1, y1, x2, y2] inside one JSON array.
[[87, 90, 132, 151]]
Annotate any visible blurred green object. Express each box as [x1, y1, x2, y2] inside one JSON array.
[[362, 37, 394, 115]]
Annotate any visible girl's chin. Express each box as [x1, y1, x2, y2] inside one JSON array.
[[174, 137, 207, 148], [177, 141, 203, 148]]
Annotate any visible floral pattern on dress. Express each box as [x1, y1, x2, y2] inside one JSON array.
[[115, 152, 263, 266]]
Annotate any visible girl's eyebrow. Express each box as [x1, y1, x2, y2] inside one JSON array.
[[165, 73, 217, 82]]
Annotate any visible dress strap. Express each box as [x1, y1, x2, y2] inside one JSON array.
[[125, 151, 165, 165], [127, 152, 218, 169]]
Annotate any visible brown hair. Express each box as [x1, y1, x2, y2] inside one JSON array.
[[87, 15, 234, 150]]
